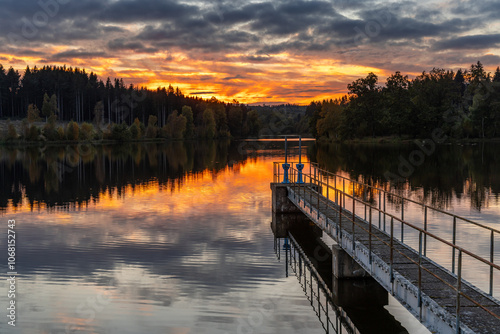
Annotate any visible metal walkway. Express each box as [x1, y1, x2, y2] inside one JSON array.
[[272, 162, 500, 334]]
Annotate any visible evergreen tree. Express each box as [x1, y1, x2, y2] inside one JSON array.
[[493, 67, 500, 82]]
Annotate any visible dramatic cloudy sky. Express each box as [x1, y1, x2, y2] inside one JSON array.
[[1, 0, 500, 104]]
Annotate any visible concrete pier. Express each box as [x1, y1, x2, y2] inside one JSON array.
[[331, 244, 369, 279], [271, 183, 302, 213]]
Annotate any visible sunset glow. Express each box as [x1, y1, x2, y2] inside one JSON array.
[[2, 0, 500, 104]]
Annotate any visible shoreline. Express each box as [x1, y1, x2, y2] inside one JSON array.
[[317, 136, 500, 145]]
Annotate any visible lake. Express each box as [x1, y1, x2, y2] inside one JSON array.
[[1, 140, 499, 334]]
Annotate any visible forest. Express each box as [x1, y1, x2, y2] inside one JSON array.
[[308, 61, 500, 140], [0, 64, 263, 141]]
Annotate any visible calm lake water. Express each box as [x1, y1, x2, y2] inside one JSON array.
[[1, 140, 499, 334]]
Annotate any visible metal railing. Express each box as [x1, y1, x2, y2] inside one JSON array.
[[275, 235, 359, 334], [272, 161, 500, 333]]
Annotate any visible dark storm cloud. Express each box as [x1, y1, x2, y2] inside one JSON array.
[[108, 38, 159, 53], [245, 55, 272, 62], [49, 49, 109, 61], [191, 91, 217, 95], [95, 0, 198, 22], [433, 34, 500, 50], [223, 74, 245, 80], [1, 0, 499, 78]]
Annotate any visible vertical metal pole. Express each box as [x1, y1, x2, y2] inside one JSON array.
[[352, 191, 356, 251], [284, 136, 288, 165], [401, 198, 404, 221], [452, 216, 457, 273], [418, 231, 423, 319], [285, 239, 289, 277], [369, 207, 372, 265], [424, 206, 428, 257], [314, 165, 317, 186], [378, 191, 382, 229], [277, 163, 280, 183], [490, 230, 494, 296], [383, 189, 386, 231], [310, 270, 313, 305], [401, 221, 404, 243], [317, 283, 320, 317], [282, 136, 290, 183], [390, 217, 394, 283], [326, 298, 329, 334], [317, 172, 320, 219], [339, 193, 343, 245], [310, 172, 313, 214], [456, 250, 462, 334], [299, 254, 302, 278], [334, 176, 337, 204], [298, 135, 302, 164], [327, 174, 329, 201]]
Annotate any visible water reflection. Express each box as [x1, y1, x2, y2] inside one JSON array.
[[0, 140, 497, 333], [1, 141, 242, 211], [311, 142, 500, 215], [272, 212, 431, 334], [1, 140, 335, 334]]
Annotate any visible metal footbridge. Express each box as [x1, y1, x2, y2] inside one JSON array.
[[271, 161, 500, 334]]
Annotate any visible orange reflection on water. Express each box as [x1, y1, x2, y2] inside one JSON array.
[[3, 155, 291, 221]]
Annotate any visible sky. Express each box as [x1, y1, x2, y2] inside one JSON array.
[[1, 0, 500, 104]]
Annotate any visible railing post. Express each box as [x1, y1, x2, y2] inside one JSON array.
[[314, 165, 317, 186], [369, 207, 372, 265], [402, 198, 404, 221], [452, 216, 457, 273], [379, 190, 382, 229], [278, 162, 281, 183], [273, 162, 276, 182], [490, 230, 494, 296], [418, 231, 423, 320], [401, 221, 404, 243], [352, 189, 356, 252], [424, 206, 428, 257], [334, 176, 337, 204], [317, 174, 320, 219], [456, 249, 462, 334], [326, 174, 329, 201], [390, 217, 394, 283], [339, 193, 343, 245], [383, 189, 386, 231]]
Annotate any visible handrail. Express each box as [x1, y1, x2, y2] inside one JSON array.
[[286, 233, 360, 334], [274, 161, 500, 235], [273, 161, 500, 333]]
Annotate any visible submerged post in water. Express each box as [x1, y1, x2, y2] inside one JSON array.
[[296, 135, 304, 183], [282, 136, 290, 183]]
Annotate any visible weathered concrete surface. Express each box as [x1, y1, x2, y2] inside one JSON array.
[[270, 183, 302, 213], [271, 183, 321, 213], [331, 277, 388, 308], [270, 212, 313, 238], [332, 244, 369, 279]]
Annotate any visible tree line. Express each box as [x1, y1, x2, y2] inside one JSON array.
[[0, 64, 261, 140], [309, 61, 500, 140]]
